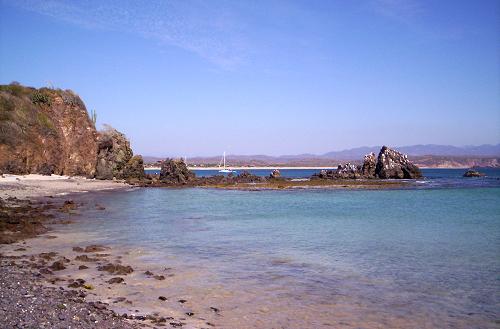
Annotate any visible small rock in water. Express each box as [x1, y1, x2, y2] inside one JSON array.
[[463, 169, 486, 177], [107, 277, 124, 284], [158, 296, 167, 301], [84, 245, 108, 253], [39, 268, 53, 275], [49, 260, 66, 271], [178, 299, 187, 304], [113, 297, 127, 303], [75, 255, 98, 262], [185, 312, 194, 317], [153, 275, 165, 280], [95, 204, 106, 210], [68, 279, 86, 288], [98, 263, 133, 275]]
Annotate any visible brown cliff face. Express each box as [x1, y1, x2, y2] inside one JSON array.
[[0, 84, 98, 177]]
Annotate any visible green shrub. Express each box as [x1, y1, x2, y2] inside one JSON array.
[[0, 96, 15, 112], [37, 112, 55, 133], [0, 84, 28, 97], [31, 91, 51, 106]]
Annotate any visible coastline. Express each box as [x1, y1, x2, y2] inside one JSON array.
[[0, 179, 212, 328], [1, 174, 499, 328], [0, 174, 131, 199], [144, 166, 474, 171], [0, 175, 408, 329]]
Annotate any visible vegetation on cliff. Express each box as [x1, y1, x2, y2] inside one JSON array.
[[0, 83, 142, 180]]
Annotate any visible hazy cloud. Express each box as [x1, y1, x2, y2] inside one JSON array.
[[4, 0, 250, 69], [372, 0, 424, 24]]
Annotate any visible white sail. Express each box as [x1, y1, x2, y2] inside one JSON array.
[[218, 151, 235, 173]]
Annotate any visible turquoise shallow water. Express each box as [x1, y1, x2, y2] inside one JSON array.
[[65, 170, 500, 328]]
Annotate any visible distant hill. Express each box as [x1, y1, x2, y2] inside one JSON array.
[[144, 144, 500, 166], [321, 144, 500, 159]]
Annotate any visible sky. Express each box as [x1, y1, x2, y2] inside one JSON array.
[[0, 0, 499, 157]]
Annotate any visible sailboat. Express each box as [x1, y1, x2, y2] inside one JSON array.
[[218, 151, 236, 173]]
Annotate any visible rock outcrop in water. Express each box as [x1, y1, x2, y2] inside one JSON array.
[[313, 146, 422, 180], [0, 83, 144, 180], [270, 169, 281, 178], [375, 146, 422, 179], [463, 169, 485, 177], [362, 152, 377, 177], [159, 158, 195, 184]]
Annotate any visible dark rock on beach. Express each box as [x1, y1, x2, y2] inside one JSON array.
[[463, 169, 486, 177]]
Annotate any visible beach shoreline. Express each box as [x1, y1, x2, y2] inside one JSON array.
[[0, 174, 131, 200], [145, 166, 473, 171], [0, 181, 215, 328]]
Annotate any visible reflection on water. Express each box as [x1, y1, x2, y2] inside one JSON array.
[[59, 173, 500, 328]]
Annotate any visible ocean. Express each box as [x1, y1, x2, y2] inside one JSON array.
[[59, 168, 500, 328]]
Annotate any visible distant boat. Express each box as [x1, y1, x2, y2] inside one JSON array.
[[218, 151, 236, 173]]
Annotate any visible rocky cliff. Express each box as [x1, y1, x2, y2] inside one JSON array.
[[0, 83, 142, 179], [95, 126, 144, 180]]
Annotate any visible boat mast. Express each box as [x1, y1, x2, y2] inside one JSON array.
[[223, 151, 226, 169]]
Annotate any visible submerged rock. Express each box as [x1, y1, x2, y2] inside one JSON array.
[[463, 169, 485, 177], [98, 263, 134, 275], [107, 277, 124, 284], [375, 146, 422, 179]]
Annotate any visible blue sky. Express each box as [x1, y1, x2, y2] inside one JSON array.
[[0, 0, 498, 156]]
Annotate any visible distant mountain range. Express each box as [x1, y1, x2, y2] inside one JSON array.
[[144, 144, 500, 165], [320, 144, 500, 159]]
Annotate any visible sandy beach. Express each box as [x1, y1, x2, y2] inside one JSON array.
[[0, 177, 210, 328], [0, 175, 236, 328], [0, 174, 130, 199]]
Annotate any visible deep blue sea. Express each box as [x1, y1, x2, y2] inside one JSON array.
[[65, 168, 500, 328]]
